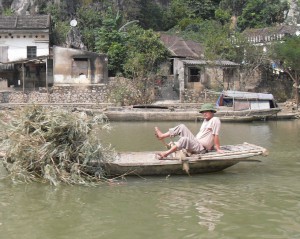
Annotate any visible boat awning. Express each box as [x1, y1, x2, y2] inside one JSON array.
[[222, 90, 275, 100]]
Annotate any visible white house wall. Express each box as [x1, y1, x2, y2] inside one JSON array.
[[0, 33, 49, 62]]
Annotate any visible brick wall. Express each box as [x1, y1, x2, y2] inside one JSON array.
[[181, 89, 219, 103]]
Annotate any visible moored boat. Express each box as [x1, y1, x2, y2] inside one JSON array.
[[216, 90, 281, 119], [94, 142, 268, 177], [196, 115, 256, 122]]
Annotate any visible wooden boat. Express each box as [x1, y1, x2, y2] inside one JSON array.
[[216, 90, 281, 120], [104, 109, 199, 121], [216, 107, 281, 118], [97, 142, 268, 177], [219, 115, 256, 122], [196, 115, 256, 122], [101, 91, 282, 121]]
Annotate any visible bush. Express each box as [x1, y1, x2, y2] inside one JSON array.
[[108, 77, 156, 106], [0, 105, 117, 186]]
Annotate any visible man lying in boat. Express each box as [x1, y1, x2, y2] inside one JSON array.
[[155, 103, 224, 160]]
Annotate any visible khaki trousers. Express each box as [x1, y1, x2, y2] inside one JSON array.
[[169, 124, 205, 153]]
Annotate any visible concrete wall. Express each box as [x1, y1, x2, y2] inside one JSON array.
[[53, 46, 108, 85], [0, 78, 8, 89], [173, 59, 185, 101], [205, 67, 223, 89]]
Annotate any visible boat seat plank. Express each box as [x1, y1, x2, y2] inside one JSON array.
[[112, 142, 267, 166]]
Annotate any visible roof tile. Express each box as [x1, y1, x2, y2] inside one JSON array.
[[0, 15, 50, 29], [160, 33, 204, 58]]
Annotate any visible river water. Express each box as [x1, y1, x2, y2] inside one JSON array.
[[0, 120, 300, 239]]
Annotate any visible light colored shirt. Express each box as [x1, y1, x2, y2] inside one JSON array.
[[196, 117, 221, 150]]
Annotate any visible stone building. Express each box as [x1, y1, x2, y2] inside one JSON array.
[[159, 33, 240, 102], [53, 46, 108, 85], [0, 15, 109, 104], [0, 15, 108, 92], [0, 15, 51, 88]]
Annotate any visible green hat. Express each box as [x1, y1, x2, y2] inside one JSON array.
[[199, 103, 217, 113]]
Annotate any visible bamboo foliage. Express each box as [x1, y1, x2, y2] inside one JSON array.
[[0, 105, 117, 186]]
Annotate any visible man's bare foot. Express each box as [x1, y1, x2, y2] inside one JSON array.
[[154, 127, 164, 140]]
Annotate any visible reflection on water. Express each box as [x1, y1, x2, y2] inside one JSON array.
[[1, 120, 300, 238], [156, 182, 227, 232]]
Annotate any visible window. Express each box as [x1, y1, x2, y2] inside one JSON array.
[[27, 46, 37, 58], [72, 58, 88, 77], [188, 67, 201, 82]]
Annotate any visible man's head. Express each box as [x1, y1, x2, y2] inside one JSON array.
[[199, 103, 216, 120]]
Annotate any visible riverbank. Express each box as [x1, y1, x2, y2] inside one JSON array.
[[0, 101, 299, 122]]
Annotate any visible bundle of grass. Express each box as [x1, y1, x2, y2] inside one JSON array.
[[0, 105, 117, 186]]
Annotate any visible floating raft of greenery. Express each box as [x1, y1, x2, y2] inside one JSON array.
[[0, 105, 117, 186]]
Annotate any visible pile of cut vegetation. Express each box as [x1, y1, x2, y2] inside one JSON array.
[[0, 105, 117, 186]]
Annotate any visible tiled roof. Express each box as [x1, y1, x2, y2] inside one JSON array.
[[0, 15, 50, 29], [160, 33, 204, 58], [242, 25, 300, 42], [243, 25, 300, 36], [182, 59, 239, 67]]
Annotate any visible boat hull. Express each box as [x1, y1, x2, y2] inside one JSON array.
[[216, 107, 281, 118], [103, 155, 239, 176], [90, 143, 268, 177]]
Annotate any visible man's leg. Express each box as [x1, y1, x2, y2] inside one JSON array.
[[155, 124, 194, 140], [155, 124, 204, 159], [155, 127, 170, 140], [169, 124, 205, 153], [157, 144, 178, 160], [169, 124, 195, 139]]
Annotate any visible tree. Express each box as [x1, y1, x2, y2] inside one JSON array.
[[199, 21, 236, 61], [94, 10, 127, 76], [95, 10, 169, 78], [137, 0, 165, 30], [185, 0, 221, 20], [219, 0, 247, 16], [75, 5, 103, 51], [164, 0, 189, 30], [94, 11, 170, 105], [124, 26, 170, 78], [237, 0, 289, 31], [217, 0, 248, 28], [181, 20, 238, 61], [272, 36, 300, 108]]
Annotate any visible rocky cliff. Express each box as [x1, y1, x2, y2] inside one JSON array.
[[1, 0, 299, 25], [285, 0, 300, 25]]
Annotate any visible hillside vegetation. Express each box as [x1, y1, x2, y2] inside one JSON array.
[[1, 0, 299, 103]]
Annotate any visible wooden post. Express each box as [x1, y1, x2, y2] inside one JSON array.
[[46, 58, 49, 102], [22, 63, 25, 102], [295, 71, 299, 110]]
